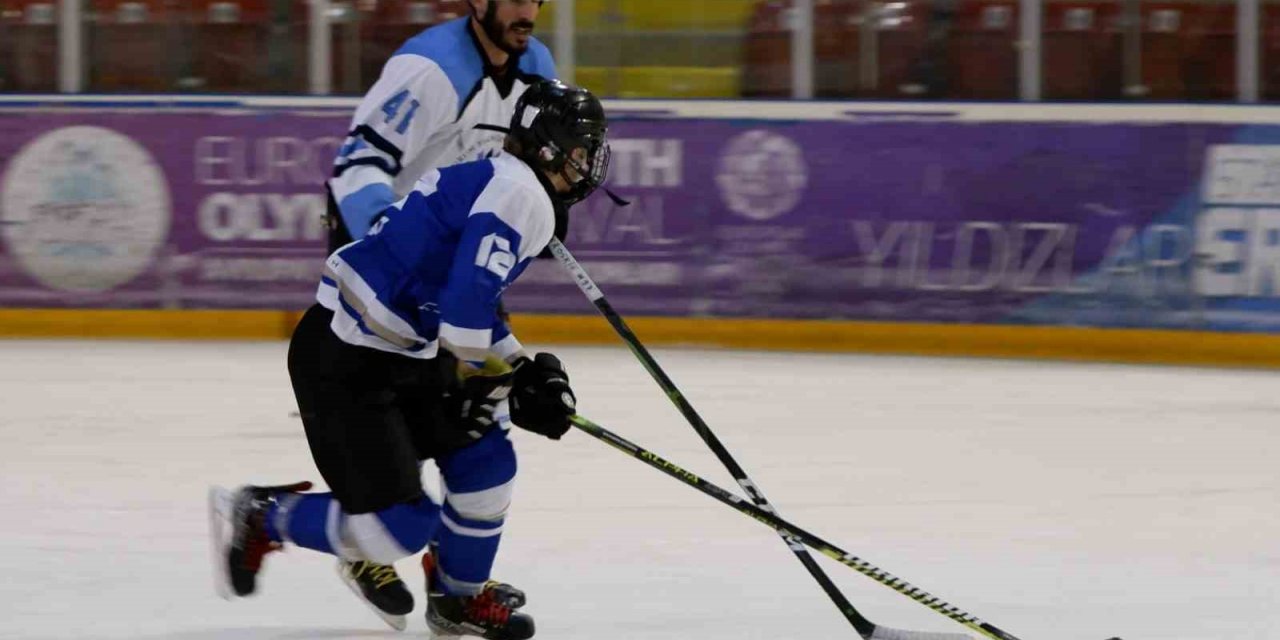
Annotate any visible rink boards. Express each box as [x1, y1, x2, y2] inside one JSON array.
[[1, 97, 1279, 367], [2, 308, 1277, 369]]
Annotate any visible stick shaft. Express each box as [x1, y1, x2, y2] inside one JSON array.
[[547, 239, 875, 635], [571, 413, 1021, 640]]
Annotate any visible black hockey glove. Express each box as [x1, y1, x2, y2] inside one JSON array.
[[510, 352, 576, 440], [442, 357, 515, 441]]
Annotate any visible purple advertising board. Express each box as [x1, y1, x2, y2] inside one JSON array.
[[2, 106, 1279, 331]]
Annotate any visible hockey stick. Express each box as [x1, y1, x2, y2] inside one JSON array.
[[548, 238, 920, 639], [570, 413, 1008, 640]]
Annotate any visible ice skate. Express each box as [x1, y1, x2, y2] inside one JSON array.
[[337, 559, 414, 631], [208, 481, 311, 599], [423, 549, 533, 639]]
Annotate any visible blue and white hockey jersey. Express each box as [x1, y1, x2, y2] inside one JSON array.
[[318, 152, 557, 364], [329, 17, 556, 242]]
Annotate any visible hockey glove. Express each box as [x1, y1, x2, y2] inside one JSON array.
[[443, 356, 515, 441], [510, 352, 576, 440]]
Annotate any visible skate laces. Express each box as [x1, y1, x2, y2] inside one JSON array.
[[355, 562, 402, 589], [465, 586, 513, 627], [484, 580, 526, 608]]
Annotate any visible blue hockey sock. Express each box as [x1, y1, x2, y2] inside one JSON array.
[[265, 492, 336, 554], [265, 492, 441, 562], [435, 503, 505, 595], [432, 428, 517, 596]]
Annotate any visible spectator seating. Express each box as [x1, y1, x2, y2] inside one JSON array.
[[0, 0, 59, 92], [0, 0, 1265, 101], [353, 1, 466, 93], [577, 0, 758, 32], [945, 0, 1019, 99], [187, 0, 280, 93], [1265, 5, 1280, 101], [868, 0, 930, 97], [742, 0, 869, 98], [188, 0, 308, 93], [86, 0, 178, 92], [1139, 2, 1236, 101], [1191, 1, 1235, 100], [742, 0, 1250, 101], [1042, 1, 1123, 99]]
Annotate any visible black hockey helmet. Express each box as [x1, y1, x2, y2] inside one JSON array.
[[508, 79, 611, 205]]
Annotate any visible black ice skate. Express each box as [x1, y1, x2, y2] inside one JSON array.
[[422, 550, 534, 639], [337, 560, 414, 631], [207, 481, 312, 599]]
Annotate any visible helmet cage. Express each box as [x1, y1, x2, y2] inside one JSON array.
[[544, 134, 610, 206]]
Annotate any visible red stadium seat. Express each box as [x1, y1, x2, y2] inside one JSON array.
[[1136, 2, 1236, 102], [0, 0, 59, 91], [1191, 2, 1235, 100], [195, 0, 270, 23], [742, 0, 863, 98], [945, 0, 1018, 99], [814, 0, 861, 97], [2, 0, 55, 24], [1138, 2, 1198, 100], [872, 0, 929, 97], [86, 0, 176, 91], [190, 0, 307, 93], [78, 0, 311, 93], [742, 0, 791, 97], [351, 1, 464, 94], [746, 0, 990, 99], [192, 0, 269, 93], [1043, 1, 1123, 100], [1263, 5, 1280, 100]]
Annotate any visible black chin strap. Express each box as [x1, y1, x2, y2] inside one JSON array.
[[603, 188, 630, 207]]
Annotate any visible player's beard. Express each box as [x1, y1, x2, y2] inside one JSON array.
[[480, 3, 534, 55]]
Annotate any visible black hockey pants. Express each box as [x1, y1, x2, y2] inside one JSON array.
[[287, 304, 476, 514]]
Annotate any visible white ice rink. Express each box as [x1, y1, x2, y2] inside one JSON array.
[[1, 339, 1277, 640]]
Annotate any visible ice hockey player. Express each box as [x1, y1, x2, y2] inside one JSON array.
[[327, 0, 556, 252], [209, 80, 610, 640], [321, 0, 555, 625]]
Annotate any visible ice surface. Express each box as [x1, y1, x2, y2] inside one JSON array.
[[1, 340, 1277, 640]]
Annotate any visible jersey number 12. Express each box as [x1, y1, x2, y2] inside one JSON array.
[[475, 234, 516, 279]]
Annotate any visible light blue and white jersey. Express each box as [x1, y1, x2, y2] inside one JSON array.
[[319, 152, 556, 364], [329, 16, 557, 242]]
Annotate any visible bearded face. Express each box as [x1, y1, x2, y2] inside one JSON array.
[[476, 0, 542, 55]]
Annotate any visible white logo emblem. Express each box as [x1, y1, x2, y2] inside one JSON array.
[[520, 105, 542, 129], [1, 126, 171, 293], [475, 233, 516, 279], [715, 130, 808, 221]]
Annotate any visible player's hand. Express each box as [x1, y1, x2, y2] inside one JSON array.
[[444, 356, 514, 438], [510, 352, 575, 440]]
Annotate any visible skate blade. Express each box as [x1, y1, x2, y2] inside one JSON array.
[[425, 613, 467, 640], [425, 623, 463, 640], [335, 560, 408, 632], [207, 486, 235, 601]]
